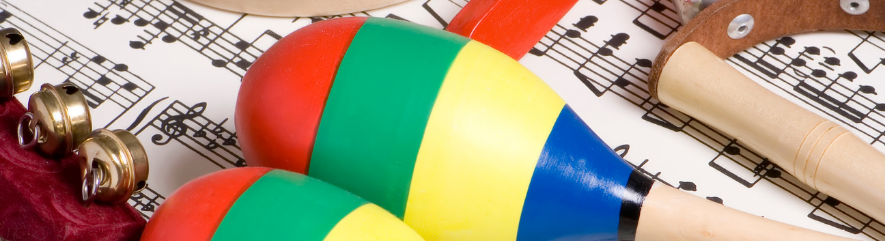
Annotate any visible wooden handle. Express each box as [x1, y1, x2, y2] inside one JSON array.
[[636, 183, 853, 240], [658, 41, 885, 223]]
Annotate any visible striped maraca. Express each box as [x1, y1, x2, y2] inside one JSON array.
[[141, 167, 423, 240], [235, 17, 849, 240]]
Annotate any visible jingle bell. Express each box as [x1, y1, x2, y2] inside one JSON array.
[[78, 129, 149, 204], [18, 83, 92, 156], [0, 28, 33, 98]]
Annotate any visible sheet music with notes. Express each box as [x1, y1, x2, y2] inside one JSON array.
[[9, 0, 885, 239]]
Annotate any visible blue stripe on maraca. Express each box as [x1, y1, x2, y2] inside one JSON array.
[[517, 105, 636, 240]]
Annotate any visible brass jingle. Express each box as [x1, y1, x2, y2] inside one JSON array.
[[27, 83, 92, 157], [0, 28, 34, 97], [78, 129, 149, 204]]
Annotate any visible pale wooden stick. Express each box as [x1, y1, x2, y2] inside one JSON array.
[[636, 183, 852, 240], [186, 0, 408, 17], [657, 41, 885, 224]]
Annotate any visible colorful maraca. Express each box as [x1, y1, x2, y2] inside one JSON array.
[[141, 167, 423, 240], [235, 17, 850, 240]]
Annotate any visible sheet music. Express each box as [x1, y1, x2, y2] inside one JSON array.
[[9, 0, 885, 239]]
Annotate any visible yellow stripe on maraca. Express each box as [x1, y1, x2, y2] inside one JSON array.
[[405, 41, 565, 240], [325, 203, 424, 240]]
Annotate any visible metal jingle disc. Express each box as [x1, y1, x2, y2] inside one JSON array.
[[78, 129, 149, 204], [0, 28, 33, 97], [186, 0, 409, 17], [26, 83, 92, 156], [671, 0, 720, 23]]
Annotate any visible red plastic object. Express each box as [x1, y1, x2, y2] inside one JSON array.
[[446, 0, 578, 60], [0, 98, 146, 241], [235, 17, 367, 174], [142, 167, 271, 240]]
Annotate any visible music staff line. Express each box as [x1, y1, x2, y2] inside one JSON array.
[[134, 100, 244, 170], [621, 0, 681, 40], [128, 185, 165, 219], [0, 1, 154, 128], [530, 16, 883, 239], [730, 39, 885, 150], [87, 0, 280, 78], [847, 30, 885, 74]]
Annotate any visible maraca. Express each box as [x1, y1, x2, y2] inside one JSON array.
[[142, 167, 423, 240], [236, 17, 851, 240]]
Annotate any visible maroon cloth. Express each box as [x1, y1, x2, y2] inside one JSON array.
[[0, 98, 145, 241]]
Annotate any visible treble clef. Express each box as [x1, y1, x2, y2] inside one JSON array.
[[151, 102, 207, 145]]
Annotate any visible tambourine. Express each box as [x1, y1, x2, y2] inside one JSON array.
[[235, 16, 849, 240], [649, 0, 885, 223]]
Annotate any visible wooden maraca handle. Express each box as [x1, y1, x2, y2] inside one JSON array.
[[650, 0, 885, 223], [657, 41, 885, 224], [637, 183, 852, 240]]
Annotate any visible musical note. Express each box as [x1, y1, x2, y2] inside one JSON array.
[[752, 159, 782, 178], [128, 185, 164, 218], [0, 2, 153, 128], [708, 140, 775, 188], [152, 102, 205, 145], [530, 27, 582, 56], [60, 51, 78, 66], [622, 0, 680, 39], [733, 37, 797, 78], [117, 0, 132, 7], [611, 144, 675, 188], [806, 193, 867, 234], [86, 0, 291, 77], [84, 9, 100, 19], [847, 30, 885, 74], [110, 14, 126, 25], [677, 181, 697, 191], [794, 76, 867, 123], [573, 15, 598, 31], [139, 100, 244, 168], [190, 27, 209, 41], [706, 197, 724, 204]]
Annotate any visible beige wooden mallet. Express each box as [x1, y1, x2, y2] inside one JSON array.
[[652, 0, 885, 223], [186, 0, 409, 17]]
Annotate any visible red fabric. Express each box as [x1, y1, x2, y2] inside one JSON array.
[[0, 98, 145, 241]]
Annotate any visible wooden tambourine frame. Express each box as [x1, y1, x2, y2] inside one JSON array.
[[649, 0, 885, 224]]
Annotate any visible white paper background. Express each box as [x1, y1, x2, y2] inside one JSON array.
[[6, 0, 884, 239]]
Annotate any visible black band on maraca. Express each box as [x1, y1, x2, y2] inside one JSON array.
[[617, 170, 654, 240]]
